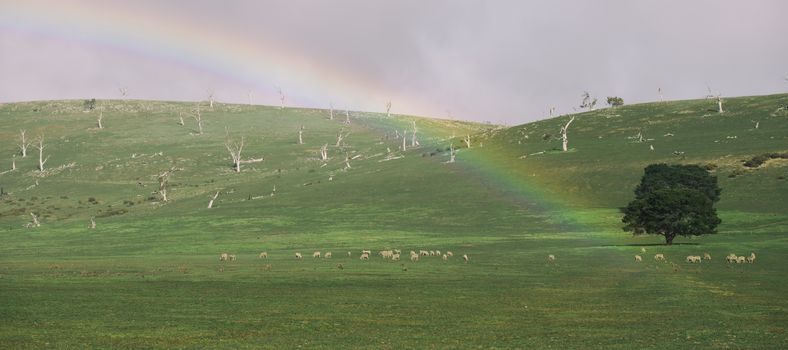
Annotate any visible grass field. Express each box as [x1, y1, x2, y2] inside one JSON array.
[[1, 96, 787, 348]]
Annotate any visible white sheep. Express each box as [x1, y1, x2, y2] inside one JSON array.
[[547, 254, 556, 263], [420, 250, 429, 256], [429, 250, 435, 256], [640, 247, 647, 253], [726, 254, 737, 263], [392, 253, 400, 261], [410, 254, 419, 262], [685, 255, 701, 263], [313, 251, 321, 258], [360, 253, 370, 260], [436, 250, 441, 256], [348, 251, 352, 257], [703, 252, 711, 260], [229, 254, 237, 261], [446, 251, 453, 257], [634, 255, 642, 262], [462, 254, 469, 263], [747, 252, 756, 264], [219, 253, 228, 261], [295, 252, 303, 259], [736, 256, 746, 264], [324, 252, 332, 258], [362, 250, 371, 255], [654, 254, 666, 262], [258, 252, 268, 259], [442, 254, 448, 261]]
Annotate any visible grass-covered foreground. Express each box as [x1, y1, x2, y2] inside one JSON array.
[[0, 96, 786, 348]]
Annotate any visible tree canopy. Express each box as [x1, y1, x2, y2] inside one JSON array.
[[622, 164, 721, 244]]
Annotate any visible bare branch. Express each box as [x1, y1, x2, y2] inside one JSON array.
[[193, 104, 204, 134], [18, 129, 30, 157], [34, 135, 49, 171], [207, 191, 220, 209], [386, 101, 392, 117], [225, 135, 245, 173], [560, 116, 576, 152]]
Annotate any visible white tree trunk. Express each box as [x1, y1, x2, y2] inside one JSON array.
[[178, 114, 185, 126], [278, 88, 285, 109], [29, 212, 40, 227], [320, 144, 328, 161], [464, 134, 471, 149], [89, 217, 96, 229], [158, 169, 172, 202], [329, 102, 334, 120], [97, 110, 104, 129], [298, 126, 304, 144], [225, 136, 245, 173], [411, 121, 418, 147], [658, 87, 663, 102], [754, 121, 759, 129], [344, 154, 351, 169], [35, 135, 49, 171], [18, 129, 29, 157], [345, 109, 350, 124], [119, 87, 128, 99], [561, 116, 576, 152], [193, 105, 204, 134], [717, 96, 724, 113], [335, 132, 348, 147], [207, 191, 219, 208], [11, 155, 16, 171], [401, 130, 407, 151], [207, 89, 215, 109], [386, 101, 392, 117], [448, 144, 456, 163]]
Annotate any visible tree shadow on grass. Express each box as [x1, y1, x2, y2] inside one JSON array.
[[600, 243, 701, 247]]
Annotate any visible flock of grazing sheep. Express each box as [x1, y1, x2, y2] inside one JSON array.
[[217, 248, 471, 264], [634, 248, 757, 265]]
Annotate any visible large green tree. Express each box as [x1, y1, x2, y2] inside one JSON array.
[[622, 164, 721, 244]]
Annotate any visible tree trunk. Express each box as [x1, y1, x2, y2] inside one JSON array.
[[207, 191, 219, 208], [401, 130, 407, 151], [665, 232, 676, 245], [561, 116, 575, 152], [19, 130, 28, 157], [717, 97, 724, 113]]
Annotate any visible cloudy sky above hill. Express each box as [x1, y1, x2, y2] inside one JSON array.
[[1, 0, 786, 124]]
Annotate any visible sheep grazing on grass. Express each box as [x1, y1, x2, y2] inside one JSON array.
[[324, 252, 332, 259], [446, 251, 453, 257], [393, 249, 401, 255], [442, 254, 448, 261], [436, 250, 441, 256], [348, 251, 352, 257], [686, 255, 701, 263], [547, 254, 556, 263], [462, 254, 469, 263], [392, 253, 400, 261], [258, 252, 268, 259], [654, 254, 666, 262], [360, 253, 370, 260], [420, 250, 429, 256], [410, 251, 416, 256], [313, 251, 321, 258], [725, 254, 738, 263], [219, 253, 229, 261], [410, 254, 419, 262], [229, 254, 237, 261], [747, 252, 756, 264], [295, 252, 303, 259], [634, 255, 642, 262], [736, 256, 747, 264], [703, 252, 711, 260], [429, 250, 436, 256], [362, 250, 371, 255], [640, 247, 647, 253]]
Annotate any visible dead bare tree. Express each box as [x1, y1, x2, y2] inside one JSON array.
[[34, 135, 49, 171], [705, 86, 724, 113], [320, 144, 329, 161], [411, 121, 419, 147], [96, 109, 104, 129], [298, 125, 304, 145], [119, 87, 128, 99], [193, 104, 204, 135], [329, 102, 334, 120], [752, 120, 760, 129], [178, 112, 185, 126], [344, 109, 351, 124], [26, 212, 40, 228], [463, 134, 471, 149], [225, 135, 245, 173], [658, 87, 664, 102], [580, 91, 597, 111], [386, 101, 392, 117], [401, 130, 407, 151], [278, 87, 285, 109], [335, 130, 349, 147], [344, 153, 351, 170], [207, 191, 220, 208], [18, 129, 30, 157], [549, 107, 556, 117], [89, 217, 96, 229], [157, 169, 173, 202], [560, 116, 576, 152], [207, 89, 215, 109], [11, 154, 16, 171], [448, 144, 456, 163]]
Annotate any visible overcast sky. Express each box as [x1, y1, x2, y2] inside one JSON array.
[[1, 0, 786, 124]]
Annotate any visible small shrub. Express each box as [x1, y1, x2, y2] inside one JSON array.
[[743, 152, 788, 168], [729, 169, 747, 178], [88, 197, 97, 203], [703, 163, 718, 171]]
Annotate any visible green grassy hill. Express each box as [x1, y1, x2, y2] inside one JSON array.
[[0, 95, 786, 348]]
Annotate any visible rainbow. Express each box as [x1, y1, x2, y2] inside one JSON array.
[[0, 1, 434, 114]]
